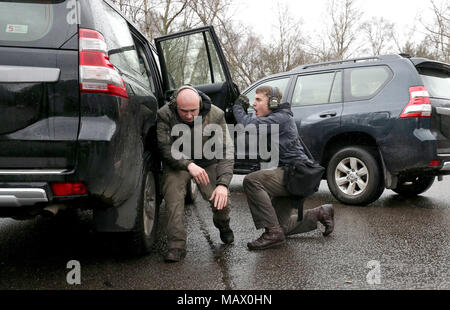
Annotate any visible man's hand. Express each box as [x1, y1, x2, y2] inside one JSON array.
[[209, 185, 228, 210], [234, 94, 250, 112], [188, 163, 210, 185]]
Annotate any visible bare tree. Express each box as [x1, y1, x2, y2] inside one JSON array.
[[326, 0, 363, 59], [361, 17, 396, 56], [422, 0, 450, 62], [188, 0, 233, 27], [110, 0, 145, 25], [399, 39, 437, 59], [265, 2, 312, 73], [215, 20, 262, 89], [149, 0, 189, 39], [218, 2, 316, 89]]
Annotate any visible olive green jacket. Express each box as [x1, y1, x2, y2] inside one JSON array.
[[156, 92, 234, 188]]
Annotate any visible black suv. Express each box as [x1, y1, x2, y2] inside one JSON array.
[[239, 54, 450, 206], [0, 0, 236, 254]]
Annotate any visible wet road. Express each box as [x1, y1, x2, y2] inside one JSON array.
[[0, 176, 449, 290]]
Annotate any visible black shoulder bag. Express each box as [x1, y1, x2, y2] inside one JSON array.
[[283, 136, 325, 221]]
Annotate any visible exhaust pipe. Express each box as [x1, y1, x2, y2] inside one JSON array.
[[40, 204, 67, 217]]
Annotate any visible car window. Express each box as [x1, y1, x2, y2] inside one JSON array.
[[100, 2, 146, 85], [345, 66, 392, 100], [0, 1, 77, 48], [158, 31, 226, 89], [133, 36, 156, 92], [419, 68, 450, 100], [292, 72, 338, 106], [245, 77, 290, 107], [330, 71, 343, 103], [206, 33, 226, 85]]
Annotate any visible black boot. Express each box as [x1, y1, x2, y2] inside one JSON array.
[[214, 219, 234, 244], [164, 248, 187, 263], [317, 204, 334, 237], [247, 226, 286, 250]]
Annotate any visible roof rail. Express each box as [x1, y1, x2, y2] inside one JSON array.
[[294, 54, 402, 71]]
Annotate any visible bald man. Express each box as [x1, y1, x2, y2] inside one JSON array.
[[156, 85, 235, 263]]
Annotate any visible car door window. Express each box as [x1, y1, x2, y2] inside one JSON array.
[[245, 77, 291, 107], [133, 35, 156, 92], [101, 2, 145, 85], [157, 31, 226, 89], [345, 66, 392, 101], [292, 72, 339, 106], [206, 33, 226, 85], [329, 71, 342, 103]]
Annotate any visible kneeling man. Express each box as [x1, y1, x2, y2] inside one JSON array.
[[233, 86, 335, 250]]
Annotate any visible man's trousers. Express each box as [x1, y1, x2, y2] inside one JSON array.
[[162, 164, 231, 250], [243, 167, 318, 235]]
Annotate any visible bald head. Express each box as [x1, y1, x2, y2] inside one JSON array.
[[176, 88, 201, 123]]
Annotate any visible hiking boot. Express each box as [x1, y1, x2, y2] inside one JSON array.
[[213, 219, 234, 244], [317, 204, 334, 237], [164, 248, 186, 263], [219, 227, 234, 244], [247, 226, 285, 251]]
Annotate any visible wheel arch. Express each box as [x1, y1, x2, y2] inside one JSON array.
[[321, 131, 382, 170], [321, 131, 393, 189]]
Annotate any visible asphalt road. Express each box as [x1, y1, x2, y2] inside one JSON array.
[[0, 175, 449, 290]]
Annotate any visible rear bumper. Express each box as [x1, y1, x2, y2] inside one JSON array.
[[0, 181, 87, 208], [380, 124, 450, 175], [0, 137, 141, 209], [439, 161, 450, 172], [0, 187, 48, 207]]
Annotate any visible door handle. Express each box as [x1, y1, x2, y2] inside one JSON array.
[[319, 112, 337, 118]]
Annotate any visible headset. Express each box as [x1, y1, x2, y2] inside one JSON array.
[[268, 86, 281, 110], [169, 85, 203, 110]]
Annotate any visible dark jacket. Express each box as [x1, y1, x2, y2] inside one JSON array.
[[157, 91, 234, 187], [232, 103, 309, 166]]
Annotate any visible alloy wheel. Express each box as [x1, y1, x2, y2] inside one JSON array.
[[334, 157, 369, 196]]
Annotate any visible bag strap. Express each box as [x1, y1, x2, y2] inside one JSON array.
[[296, 134, 317, 162], [290, 197, 305, 222]]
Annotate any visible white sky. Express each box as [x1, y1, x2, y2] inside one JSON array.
[[234, 0, 440, 42]]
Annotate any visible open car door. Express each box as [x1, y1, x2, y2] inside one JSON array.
[[155, 26, 238, 110]]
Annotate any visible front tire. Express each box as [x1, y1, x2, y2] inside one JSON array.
[[392, 175, 435, 197], [327, 146, 384, 206]]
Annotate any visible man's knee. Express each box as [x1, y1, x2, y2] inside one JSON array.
[[243, 172, 263, 191], [243, 173, 255, 189]]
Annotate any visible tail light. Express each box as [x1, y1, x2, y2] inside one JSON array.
[[400, 86, 431, 118], [51, 183, 87, 196], [79, 28, 128, 99], [429, 160, 441, 167]]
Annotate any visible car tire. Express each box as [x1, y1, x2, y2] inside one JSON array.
[[327, 146, 384, 206], [392, 175, 435, 197], [124, 152, 161, 256]]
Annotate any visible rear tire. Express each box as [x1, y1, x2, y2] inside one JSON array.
[[392, 175, 435, 197], [124, 152, 160, 256], [327, 146, 384, 206]]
